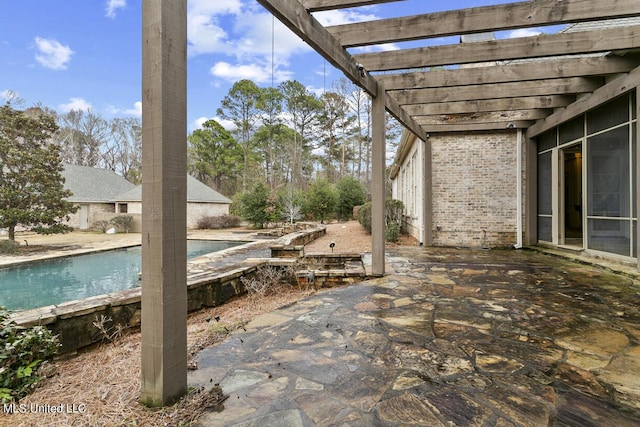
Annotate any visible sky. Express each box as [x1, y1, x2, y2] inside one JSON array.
[[0, 0, 552, 133]]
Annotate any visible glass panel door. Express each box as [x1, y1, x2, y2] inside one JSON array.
[[561, 144, 583, 247]]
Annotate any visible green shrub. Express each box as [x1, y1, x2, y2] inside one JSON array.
[[335, 177, 366, 221], [0, 239, 19, 254], [110, 215, 133, 233], [239, 183, 271, 229], [385, 222, 400, 242], [357, 202, 372, 233], [0, 307, 60, 402], [304, 179, 338, 223], [385, 199, 404, 228], [357, 199, 405, 242], [196, 214, 240, 230]]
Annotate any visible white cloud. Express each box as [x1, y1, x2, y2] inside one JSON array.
[[216, 117, 236, 131], [187, 0, 242, 56], [507, 28, 543, 38], [189, 0, 242, 16], [210, 61, 292, 85], [188, 14, 229, 57], [190, 116, 236, 132], [108, 101, 141, 117], [1, 89, 20, 102], [59, 97, 92, 113], [34, 37, 74, 70], [106, 0, 126, 19], [191, 116, 211, 130], [188, 3, 309, 66], [232, 10, 309, 62], [314, 9, 380, 26], [126, 101, 142, 116]]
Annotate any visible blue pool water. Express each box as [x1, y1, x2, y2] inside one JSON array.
[[0, 240, 243, 311]]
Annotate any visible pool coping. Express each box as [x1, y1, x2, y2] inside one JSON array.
[[9, 224, 328, 354]]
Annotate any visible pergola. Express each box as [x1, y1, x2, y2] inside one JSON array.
[[139, 0, 640, 406]]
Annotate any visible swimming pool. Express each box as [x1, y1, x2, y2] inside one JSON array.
[[0, 240, 243, 311]]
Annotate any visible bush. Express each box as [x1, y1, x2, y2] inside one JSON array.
[[0, 307, 60, 402], [92, 220, 110, 233], [357, 202, 372, 233], [0, 239, 19, 254], [385, 199, 404, 228], [335, 177, 366, 221], [385, 222, 400, 242], [239, 183, 271, 229], [357, 199, 405, 242], [304, 179, 338, 223], [240, 265, 289, 299], [110, 215, 133, 233], [279, 189, 303, 224], [196, 214, 240, 230]]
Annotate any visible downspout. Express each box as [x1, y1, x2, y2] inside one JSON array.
[[514, 128, 523, 249]]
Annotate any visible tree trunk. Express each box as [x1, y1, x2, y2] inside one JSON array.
[[8, 225, 15, 242]]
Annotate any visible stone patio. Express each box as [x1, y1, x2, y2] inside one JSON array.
[[190, 247, 640, 426]]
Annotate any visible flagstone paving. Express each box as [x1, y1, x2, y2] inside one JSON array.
[[190, 247, 640, 426]]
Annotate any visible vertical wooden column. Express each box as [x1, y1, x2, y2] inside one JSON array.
[[636, 88, 640, 271], [524, 136, 538, 246], [140, 0, 188, 407], [422, 137, 433, 246], [371, 81, 386, 276]]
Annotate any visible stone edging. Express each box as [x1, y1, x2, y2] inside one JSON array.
[[11, 224, 328, 354]]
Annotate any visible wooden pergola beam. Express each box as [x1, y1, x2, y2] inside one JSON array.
[[301, 0, 402, 12], [391, 77, 602, 105], [422, 121, 535, 133], [329, 0, 640, 47], [256, 0, 428, 141], [377, 56, 638, 90], [414, 110, 550, 125], [355, 25, 640, 71], [527, 65, 640, 138], [402, 96, 574, 116]]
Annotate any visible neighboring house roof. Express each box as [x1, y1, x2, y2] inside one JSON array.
[[460, 33, 496, 43], [62, 163, 136, 203], [115, 175, 231, 204], [562, 17, 640, 33]]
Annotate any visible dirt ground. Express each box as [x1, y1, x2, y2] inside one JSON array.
[[0, 221, 415, 426], [305, 221, 418, 254]]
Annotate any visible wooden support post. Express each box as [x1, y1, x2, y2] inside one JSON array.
[[636, 88, 640, 271], [140, 0, 188, 407], [524, 135, 538, 246], [422, 138, 433, 246], [372, 80, 386, 276]]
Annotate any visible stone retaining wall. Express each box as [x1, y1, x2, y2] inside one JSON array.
[[11, 225, 327, 354], [12, 263, 261, 354]]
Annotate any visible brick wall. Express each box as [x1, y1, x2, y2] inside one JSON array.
[[431, 130, 518, 247]]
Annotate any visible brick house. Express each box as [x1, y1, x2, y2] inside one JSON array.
[[389, 18, 640, 264]]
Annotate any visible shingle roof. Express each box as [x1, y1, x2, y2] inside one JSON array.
[[115, 175, 231, 204], [460, 33, 496, 43], [562, 17, 640, 33], [62, 163, 136, 203]]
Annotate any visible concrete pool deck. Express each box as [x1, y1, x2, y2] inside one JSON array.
[[191, 246, 640, 427], [0, 228, 269, 268]]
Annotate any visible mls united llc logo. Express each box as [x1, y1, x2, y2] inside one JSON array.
[[2, 402, 87, 414]]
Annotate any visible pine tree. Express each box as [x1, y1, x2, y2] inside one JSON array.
[[0, 103, 77, 241]]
